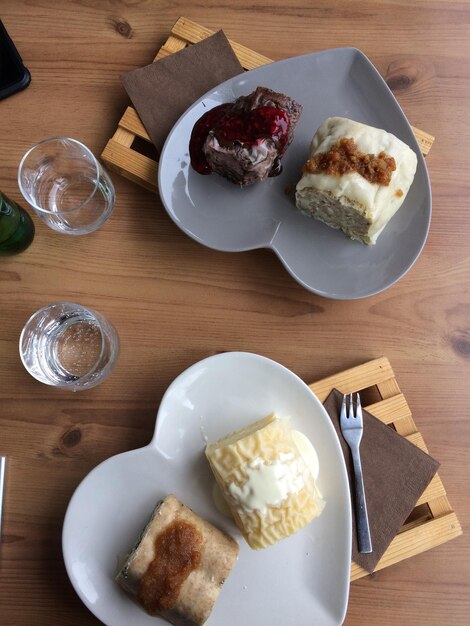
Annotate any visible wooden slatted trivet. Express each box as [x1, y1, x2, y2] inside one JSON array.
[[309, 357, 462, 580]]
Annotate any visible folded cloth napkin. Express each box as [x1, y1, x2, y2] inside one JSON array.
[[121, 30, 244, 154], [323, 389, 440, 573]]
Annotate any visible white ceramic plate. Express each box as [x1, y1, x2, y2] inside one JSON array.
[[63, 352, 351, 626], [158, 48, 432, 300]]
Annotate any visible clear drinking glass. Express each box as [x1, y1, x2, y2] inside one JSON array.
[[19, 302, 119, 391], [18, 138, 115, 235]]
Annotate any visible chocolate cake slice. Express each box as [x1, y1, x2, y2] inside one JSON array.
[[190, 86, 302, 186]]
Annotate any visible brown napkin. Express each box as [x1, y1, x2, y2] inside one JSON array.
[[121, 30, 244, 154], [324, 389, 440, 573]]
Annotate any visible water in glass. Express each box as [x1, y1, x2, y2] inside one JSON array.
[[20, 302, 119, 390], [18, 138, 115, 235]]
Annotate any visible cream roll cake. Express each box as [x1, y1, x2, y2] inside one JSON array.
[[295, 117, 418, 244], [205, 414, 325, 550]]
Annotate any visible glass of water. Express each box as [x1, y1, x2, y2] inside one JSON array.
[[20, 302, 119, 391], [18, 138, 115, 235]]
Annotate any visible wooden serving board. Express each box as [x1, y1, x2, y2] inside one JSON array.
[[101, 17, 436, 192], [309, 357, 462, 581]]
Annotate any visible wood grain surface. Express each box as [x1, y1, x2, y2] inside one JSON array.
[[0, 1, 469, 625]]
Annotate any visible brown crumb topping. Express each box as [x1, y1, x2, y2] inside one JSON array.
[[304, 137, 396, 185], [395, 188, 404, 197]]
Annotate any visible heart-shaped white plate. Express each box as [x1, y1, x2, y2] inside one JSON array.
[[62, 352, 351, 626]]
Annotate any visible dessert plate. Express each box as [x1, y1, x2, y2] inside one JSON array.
[[158, 48, 431, 300], [63, 352, 351, 626]]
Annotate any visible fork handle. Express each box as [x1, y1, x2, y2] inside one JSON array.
[[351, 450, 373, 554]]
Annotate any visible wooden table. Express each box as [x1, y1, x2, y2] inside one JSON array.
[[1, 1, 469, 624]]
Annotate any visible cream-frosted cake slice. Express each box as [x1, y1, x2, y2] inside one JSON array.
[[295, 117, 418, 244], [205, 414, 325, 550]]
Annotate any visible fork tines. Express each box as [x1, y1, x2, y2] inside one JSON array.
[[341, 392, 362, 422]]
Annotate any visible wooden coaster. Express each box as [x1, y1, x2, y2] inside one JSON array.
[[101, 17, 435, 192], [310, 357, 462, 581]]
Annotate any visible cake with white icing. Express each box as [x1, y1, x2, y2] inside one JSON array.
[[205, 414, 325, 550], [295, 117, 418, 244]]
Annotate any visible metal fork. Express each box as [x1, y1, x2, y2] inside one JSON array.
[[340, 393, 372, 553]]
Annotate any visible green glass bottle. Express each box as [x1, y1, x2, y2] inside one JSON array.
[[0, 191, 35, 256]]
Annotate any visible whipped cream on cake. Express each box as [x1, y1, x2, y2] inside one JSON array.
[[295, 117, 418, 244]]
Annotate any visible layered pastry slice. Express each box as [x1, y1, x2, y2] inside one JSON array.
[[295, 117, 418, 244], [116, 495, 239, 626], [205, 414, 325, 550], [190, 86, 302, 185]]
